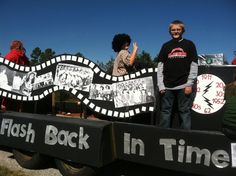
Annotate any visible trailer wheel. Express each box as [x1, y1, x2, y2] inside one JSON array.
[[12, 149, 49, 169], [55, 159, 96, 176]]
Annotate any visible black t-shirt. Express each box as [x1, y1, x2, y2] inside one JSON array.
[[158, 39, 198, 88]]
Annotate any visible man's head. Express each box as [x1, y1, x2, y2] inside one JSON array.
[[169, 20, 185, 39]]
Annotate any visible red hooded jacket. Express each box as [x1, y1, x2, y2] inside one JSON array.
[[5, 49, 30, 65], [232, 57, 236, 65]]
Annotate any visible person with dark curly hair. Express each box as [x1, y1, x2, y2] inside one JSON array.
[[112, 33, 138, 76]]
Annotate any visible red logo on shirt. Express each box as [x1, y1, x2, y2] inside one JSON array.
[[168, 48, 187, 59]]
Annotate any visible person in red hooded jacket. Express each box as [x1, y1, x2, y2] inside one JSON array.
[[232, 51, 236, 65], [5, 40, 30, 65], [232, 58, 236, 65], [1, 40, 30, 111]]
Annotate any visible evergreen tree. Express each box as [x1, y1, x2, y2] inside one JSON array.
[[96, 57, 114, 74], [75, 52, 85, 58], [39, 48, 56, 63], [30, 47, 41, 65], [135, 50, 156, 70], [153, 54, 159, 66]]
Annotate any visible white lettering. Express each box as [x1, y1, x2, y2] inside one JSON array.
[[68, 132, 78, 148], [44, 125, 89, 149], [159, 138, 230, 168], [11, 124, 20, 137], [231, 143, 236, 167], [20, 124, 27, 137], [186, 146, 211, 166], [124, 133, 145, 156], [124, 133, 130, 154], [58, 130, 69, 146], [0, 118, 35, 143], [78, 127, 89, 149], [159, 138, 176, 161], [211, 150, 230, 168], [45, 125, 58, 145], [178, 139, 185, 163], [25, 123, 35, 143]]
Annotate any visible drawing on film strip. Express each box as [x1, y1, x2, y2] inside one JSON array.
[[0, 55, 156, 118]]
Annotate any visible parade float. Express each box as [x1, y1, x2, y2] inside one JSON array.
[[0, 54, 235, 176]]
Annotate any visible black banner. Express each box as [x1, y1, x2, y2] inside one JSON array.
[[1, 111, 236, 175], [114, 122, 236, 176], [0, 111, 114, 167]]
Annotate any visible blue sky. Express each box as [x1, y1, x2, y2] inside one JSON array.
[[0, 0, 236, 63]]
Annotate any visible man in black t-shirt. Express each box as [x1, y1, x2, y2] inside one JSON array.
[[157, 20, 198, 129]]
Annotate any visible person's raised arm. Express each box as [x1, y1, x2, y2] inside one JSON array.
[[129, 42, 138, 65]]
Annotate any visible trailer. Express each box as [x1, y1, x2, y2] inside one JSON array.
[[0, 55, 235, 176]]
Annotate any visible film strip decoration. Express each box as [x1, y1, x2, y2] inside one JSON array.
[[0, 55, 157, 118]]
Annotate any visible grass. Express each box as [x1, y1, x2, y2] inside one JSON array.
[[0, 165, 29, 176]]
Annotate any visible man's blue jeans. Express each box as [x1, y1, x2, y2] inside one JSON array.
[[159, 89, 194, 129]]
